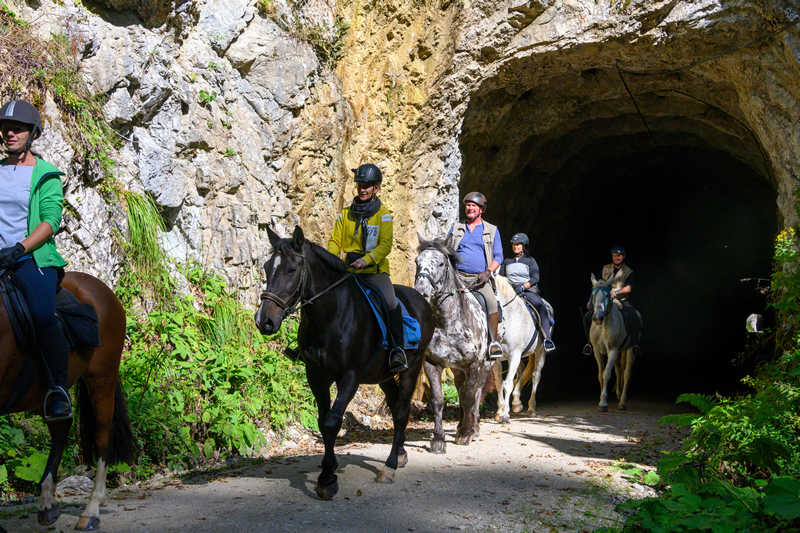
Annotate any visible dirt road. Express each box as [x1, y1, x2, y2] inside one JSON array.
[[3, 398, 688, 533]]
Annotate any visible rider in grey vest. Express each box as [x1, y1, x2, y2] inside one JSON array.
[[447, 191, 504, 359], [582, 246, 642, 356], [500, 233, 555, 352]]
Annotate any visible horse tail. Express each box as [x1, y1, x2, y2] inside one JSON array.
[[78, 379, 138, 466]]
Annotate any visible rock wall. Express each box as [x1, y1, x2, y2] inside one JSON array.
[[5, 0, 800, 302]]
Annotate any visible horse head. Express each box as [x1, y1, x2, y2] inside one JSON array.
[[255, 225, 307, 335], [589, 273, 613, 324], [414, 234, 458, 301]]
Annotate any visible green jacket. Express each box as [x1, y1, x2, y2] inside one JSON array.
[[1, 157, 68, 268]]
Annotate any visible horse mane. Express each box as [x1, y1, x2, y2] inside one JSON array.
[[494, 275, 515, 300], [417, 235, 461, 270], [306, 241, 348, 273]]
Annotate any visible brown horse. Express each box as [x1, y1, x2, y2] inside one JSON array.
[[0, 272, 135, 531]]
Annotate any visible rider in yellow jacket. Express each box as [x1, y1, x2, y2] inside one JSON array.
[[327, 164, 407, 372]]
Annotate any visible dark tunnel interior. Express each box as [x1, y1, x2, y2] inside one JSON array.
[[464, 143, 778, 403]]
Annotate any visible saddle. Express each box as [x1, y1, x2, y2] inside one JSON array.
[[470, 289, 503, 345], [517, 296, 554, 355], [0, 274, 101, 415], [352, 277, 422, 351]]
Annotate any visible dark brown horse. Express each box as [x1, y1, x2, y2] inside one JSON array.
[[0, 272, 135, 531], [255, 226, 434, 500]]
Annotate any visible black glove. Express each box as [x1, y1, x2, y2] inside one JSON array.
[[515, 284, 525, 295], [477, 269, 492, 284], [0, 243, 25, 269]]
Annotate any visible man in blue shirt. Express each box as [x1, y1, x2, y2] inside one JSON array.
[[447, 192, 504, 358]]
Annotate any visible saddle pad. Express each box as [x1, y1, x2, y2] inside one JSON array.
[[353, 277, 422, 350]]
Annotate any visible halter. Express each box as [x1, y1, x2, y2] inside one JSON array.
[[416, 254, 483, 304], [259, 250, 354, 320]]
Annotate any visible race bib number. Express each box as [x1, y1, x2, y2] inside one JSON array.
[[365, 225, 379, 251]]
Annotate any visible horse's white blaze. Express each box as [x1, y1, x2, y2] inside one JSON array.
[[270, 256, 281, 279], [38, 472, 56, 512], [82, 458, 107, 520]]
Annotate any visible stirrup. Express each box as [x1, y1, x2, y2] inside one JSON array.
[[389, 348, 408, 373], [544, 338, 556, 352], [43, 387, 73, 422], [582, 344, 593, 356], [488, 342, 503, 360], [632, 345, 641, 357]]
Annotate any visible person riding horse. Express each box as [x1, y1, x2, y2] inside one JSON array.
[[327, 163, 407, 373], [582, 246, 642, 356], [0, 99, 72, 421], [446, 191, 504, 359], [500, 233, 555, 352]]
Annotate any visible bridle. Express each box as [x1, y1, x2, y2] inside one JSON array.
[[259, 249, 353, 320], [590, 285, 612, 320], [415, 251, 479, 304]]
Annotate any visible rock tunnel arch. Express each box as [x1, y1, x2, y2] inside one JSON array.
[[455, 48, 783, 401]]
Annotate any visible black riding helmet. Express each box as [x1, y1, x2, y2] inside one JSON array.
[[0, 100, 43, 155], [510, 233, 529, 247], [611, 245, 626, 255], [352, 164, 383, 184]]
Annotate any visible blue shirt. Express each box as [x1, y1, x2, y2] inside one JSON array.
[[447, 223, 503, 274]]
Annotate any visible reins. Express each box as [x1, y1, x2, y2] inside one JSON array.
[[416, 259, 481, 304], [260, 250, 355, 319]]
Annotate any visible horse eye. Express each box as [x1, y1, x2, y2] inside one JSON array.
[[286, 266, 297, 275]]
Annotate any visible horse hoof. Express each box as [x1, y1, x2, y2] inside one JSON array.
[[527, 409, 536, 417], [315, 480, 339, 501], [376, 469, 395, 483], [455, 434, 472, 446], [430, 440, 447, 454], [75, 515, 101, 531], [598, 405, 608, 412], [397, 453, 408, 468], [511, 404, 522, 413], [498, 415, 510, 424], [618, 404, 627, 411], [37, 502, 61, 526]]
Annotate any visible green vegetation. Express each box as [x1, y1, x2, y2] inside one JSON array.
[[597, 227, 800, 532], [199, 89, 217, 106], [0, 4, 318, 499]]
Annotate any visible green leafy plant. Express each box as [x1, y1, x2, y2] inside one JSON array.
[[199, 89, 217, 106], [222, 147, 236, 157]]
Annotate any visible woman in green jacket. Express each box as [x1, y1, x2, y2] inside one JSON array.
[[327, 164, 407, 372], [0, 100, 71, 420]]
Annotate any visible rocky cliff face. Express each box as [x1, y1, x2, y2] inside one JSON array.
[[5, 0, 800, 301]]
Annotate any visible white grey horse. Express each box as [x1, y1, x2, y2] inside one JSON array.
[[588, 273, 639, 411], [414, 237, 543, 454], [491, 277, 552, 422]]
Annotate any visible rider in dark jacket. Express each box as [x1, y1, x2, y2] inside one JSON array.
[[500, 233, 555, 352]]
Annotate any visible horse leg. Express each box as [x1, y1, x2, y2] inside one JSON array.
[[511, 361, 527, 413], [37, 419, 72, 526], [498, 353, 521, 425], [618, 349, 635, 410], [376, 370, 414, 483], [598, 349, 619, 412], [455, 362, 488, 445], [314, 371, 358, 500], [526, 348, 547, 416], [423, 360, 446, 454], [492, 361, 505, 421]]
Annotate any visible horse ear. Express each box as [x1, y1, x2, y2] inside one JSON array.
[[591, 273, 598, 285], [266, 226, 281, 249], [292, 225, 305, 252]]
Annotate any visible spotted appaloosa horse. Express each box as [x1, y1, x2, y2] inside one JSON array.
[[588, 272, 639, 412], [414, 236, 546, 453], [255, 226, 434, 500], [0, 272, 135, 531]]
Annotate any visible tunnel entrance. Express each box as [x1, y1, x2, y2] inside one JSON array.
[[460, 64, 781, 401]]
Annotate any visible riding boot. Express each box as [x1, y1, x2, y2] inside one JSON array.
[[388, 307, 408, 373], [541, 312, 556, 352], [487, 312, 503, 359], [37, 323, 72, 421], [582, 311, 593, 355]]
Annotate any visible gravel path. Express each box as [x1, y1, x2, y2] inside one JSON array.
[[2, 398, 689, 533]]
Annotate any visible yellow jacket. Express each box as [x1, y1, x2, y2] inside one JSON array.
[[328, 204, 393, 274]]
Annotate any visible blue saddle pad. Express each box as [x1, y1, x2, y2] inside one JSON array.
[[353, 278, 422, 350]]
